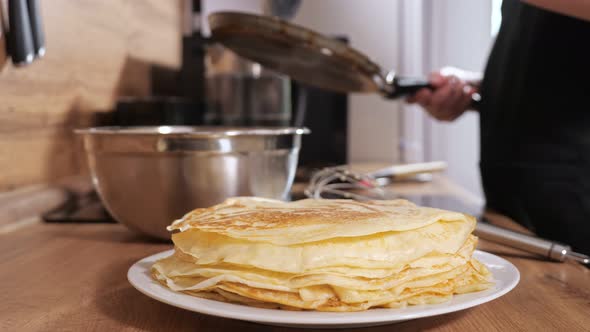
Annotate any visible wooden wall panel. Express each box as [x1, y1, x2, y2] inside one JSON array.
[[0, 0, 182, 190]]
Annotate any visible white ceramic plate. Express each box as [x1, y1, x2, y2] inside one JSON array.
[[128, 250, 519, 329]]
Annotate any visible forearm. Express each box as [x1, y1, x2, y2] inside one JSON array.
[[523, 0, 590, 21]]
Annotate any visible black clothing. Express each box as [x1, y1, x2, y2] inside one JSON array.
[[479, 0, 590, 253]]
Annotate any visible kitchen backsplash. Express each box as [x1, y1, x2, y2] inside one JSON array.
[[0, 0, 182, 191]]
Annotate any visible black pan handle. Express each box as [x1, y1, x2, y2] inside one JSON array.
[[27, 0, 45, 58], [389, 77, 432, 98], [8, 0, 35, 65], [387, 76, 482, 110]]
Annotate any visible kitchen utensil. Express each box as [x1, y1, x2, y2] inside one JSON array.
[[76, 126, 309, 240], [208, 11, 421, 97], [6, 0, 44, 65], [128, 249, 519, 328], [26, 0, 44, 57], [476, 220, 590, 265], [305, 161, 447, 200], [8, 0, 35, 65], [209, 11, 480, 102]]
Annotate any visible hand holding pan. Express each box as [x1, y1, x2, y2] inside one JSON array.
[[209, 11, 480, 104]]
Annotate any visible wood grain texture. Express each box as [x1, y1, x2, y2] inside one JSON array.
[[1, 177, 588, 331], [0, 175, 94, 231], [0, 224, 588, 331], [0, 184, 67, 228], [0, 0, 182, 190]]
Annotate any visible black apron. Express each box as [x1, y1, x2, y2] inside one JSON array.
[[479, 0, 590, 254]]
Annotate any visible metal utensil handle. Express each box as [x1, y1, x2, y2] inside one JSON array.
[[475, 221, 570, 261], [368, 161, 447, 179]]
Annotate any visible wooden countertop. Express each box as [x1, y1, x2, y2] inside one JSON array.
[[1, 177, 589, 331]]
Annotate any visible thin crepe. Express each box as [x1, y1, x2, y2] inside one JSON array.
[[168, 198, 473, 245], [153, 198, 493, 311]]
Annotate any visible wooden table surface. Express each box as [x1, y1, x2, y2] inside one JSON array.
[[1, 179, 590, 331]]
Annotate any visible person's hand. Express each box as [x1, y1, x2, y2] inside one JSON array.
[[406, 72, 478, 122]]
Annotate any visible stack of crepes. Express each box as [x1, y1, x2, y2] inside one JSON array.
[[152, 198, 492, 311]]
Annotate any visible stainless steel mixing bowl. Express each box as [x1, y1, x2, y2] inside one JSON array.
[[76, 126, 309, 240]]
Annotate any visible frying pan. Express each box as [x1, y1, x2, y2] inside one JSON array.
[[209, 11, 459, 99]]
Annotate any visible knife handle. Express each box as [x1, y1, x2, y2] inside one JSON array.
[[26, 0, 44, 57], [8, 0, 35, 65]]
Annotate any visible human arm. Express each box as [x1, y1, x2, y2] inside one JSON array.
[[523, 0, 590, 21], [406, 67, 481, 122]]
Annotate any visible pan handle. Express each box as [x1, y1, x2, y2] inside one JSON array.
[[385, 76, 482, 110], [381, 72, 431, 99], [387, 77, 432, 98]]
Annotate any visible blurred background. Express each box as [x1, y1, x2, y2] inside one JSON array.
[[203, 0, 502, 200], [0, 0, 502, 213]]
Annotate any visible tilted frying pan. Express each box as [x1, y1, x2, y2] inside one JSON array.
[[209, 11, 432, 99]]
